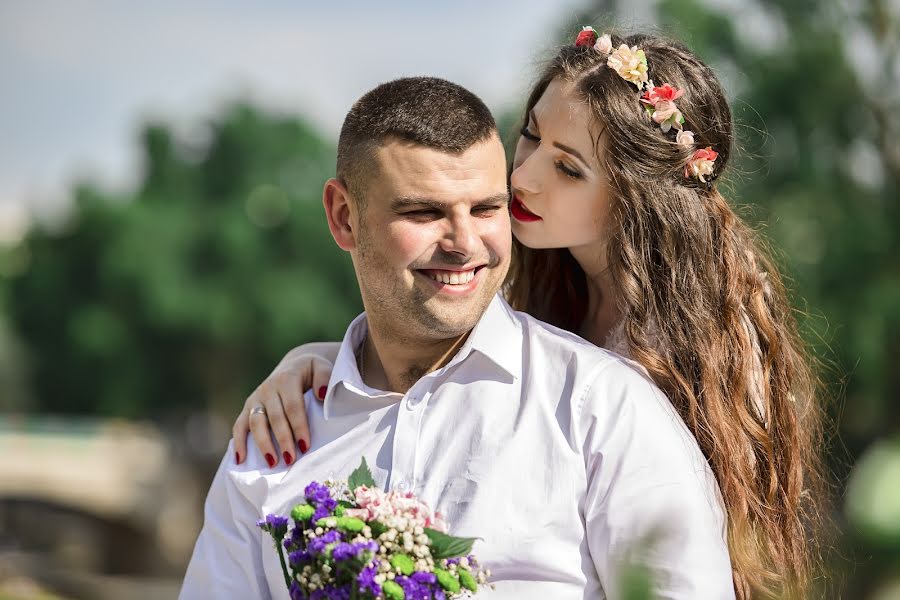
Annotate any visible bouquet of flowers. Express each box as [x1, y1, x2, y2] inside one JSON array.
[[258, 458, 491, 600]]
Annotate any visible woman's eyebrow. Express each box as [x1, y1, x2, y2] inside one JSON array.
[[552, 141, 588, 166], [530, 108, 592, 169]]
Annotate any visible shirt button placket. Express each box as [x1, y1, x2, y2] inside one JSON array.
[[391, 386, 424, 492]]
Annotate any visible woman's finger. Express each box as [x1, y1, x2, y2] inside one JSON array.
[[310, 356, 335, 404], [232, 405, 251, 465], [246, 382, 282, 468]]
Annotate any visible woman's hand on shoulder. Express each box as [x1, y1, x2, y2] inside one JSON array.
[[233, 342, 339, 467]]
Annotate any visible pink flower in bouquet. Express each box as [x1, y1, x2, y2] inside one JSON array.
[[427, 510, 450, 534]]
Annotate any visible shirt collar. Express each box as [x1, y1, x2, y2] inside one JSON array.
[[323, 294, 522, 420]]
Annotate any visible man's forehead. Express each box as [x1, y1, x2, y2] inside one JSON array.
[[371, 138, 507, 200], [376, 139, 504, 175]]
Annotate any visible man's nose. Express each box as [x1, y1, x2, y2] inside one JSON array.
[[439, 214, 480, 258]]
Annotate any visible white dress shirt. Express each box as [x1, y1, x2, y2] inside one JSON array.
[[181, 295, 734, 599]]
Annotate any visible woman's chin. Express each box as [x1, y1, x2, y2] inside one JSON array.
[[512, 224, 555, 250]]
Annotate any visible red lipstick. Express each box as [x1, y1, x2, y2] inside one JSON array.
[[510, 196, 542, 222]]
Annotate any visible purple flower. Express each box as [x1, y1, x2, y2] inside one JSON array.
[[357, 561, 381, 597], [289, 580, 305, 600], [331, 542, 357, 562], [310, 584, 351, 600], [288, 549, 312, 568], [331, 540, 378, 562], [307, 529, 342, 555], [256, 514, 289, 537], [312, 504, 334, 522], [395, 574, 436, 600], [304, 481, 332, 505]]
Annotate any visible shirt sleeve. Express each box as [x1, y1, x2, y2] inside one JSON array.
[[179, 440, 271, 600], [578, 359, 735, 600]]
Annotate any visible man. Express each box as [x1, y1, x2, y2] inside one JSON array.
[[180, 77, 733, 599]]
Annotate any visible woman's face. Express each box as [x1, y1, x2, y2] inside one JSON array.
[[509, 77, 612, 252]]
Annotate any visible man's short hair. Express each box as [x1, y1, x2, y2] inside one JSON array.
[[336, 77, 498, 207]]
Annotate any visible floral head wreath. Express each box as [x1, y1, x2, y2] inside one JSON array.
[[575, 26, 719, 183]]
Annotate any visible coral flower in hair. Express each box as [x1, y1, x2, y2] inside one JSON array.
[[686, 147, 719, 183], [607, 44, 649, 87], [641, 83, 684, 106], [575, 26, 599, 47]]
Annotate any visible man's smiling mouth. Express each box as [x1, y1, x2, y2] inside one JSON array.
[[418, 267, 483, 286]]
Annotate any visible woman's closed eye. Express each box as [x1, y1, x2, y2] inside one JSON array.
[[520, 126, 540, 143]]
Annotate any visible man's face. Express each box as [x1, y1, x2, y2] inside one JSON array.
[[351, 136, 511, 342]]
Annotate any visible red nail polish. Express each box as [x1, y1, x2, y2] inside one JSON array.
[[299, 439, 308, 454], [284, 451, 294, 465], [265, 453, 276, 468], [318, 386, 327, 399], [235, 451, 240, 464]]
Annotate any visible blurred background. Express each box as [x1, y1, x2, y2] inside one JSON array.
[[0, 0, 897, 598]]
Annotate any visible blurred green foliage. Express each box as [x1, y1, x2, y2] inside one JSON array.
[[3, 105, 362, 420], [0, 0, 898, 596]]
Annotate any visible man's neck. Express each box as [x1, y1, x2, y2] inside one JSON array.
[[359, 319, 470, 394]]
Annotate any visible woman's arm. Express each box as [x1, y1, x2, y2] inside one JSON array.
[[232, 342, 339, 467]]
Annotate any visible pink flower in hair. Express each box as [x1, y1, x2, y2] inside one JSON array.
[[650, 100, 685, 132], [685, 147, 719, 182]]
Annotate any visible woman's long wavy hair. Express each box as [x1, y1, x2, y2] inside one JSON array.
[[506, 33, 826, 598]]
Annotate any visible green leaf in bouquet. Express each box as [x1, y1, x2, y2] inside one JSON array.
[[369, 520, 387, 538], [424, 528, 478, 559], [348, 457, 377, 490]]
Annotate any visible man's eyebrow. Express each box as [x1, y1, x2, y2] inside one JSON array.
[[390, 194, 509, 210], [390, 197, 448, 210]]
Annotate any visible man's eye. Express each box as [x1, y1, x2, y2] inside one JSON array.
[[473, 205, 502, 216], [403, 210, 440, 218]]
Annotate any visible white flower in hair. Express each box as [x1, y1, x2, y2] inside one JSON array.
[[676, 130, 695, 146], [606, 44, 649, 87], [594, 33, 613, 55]]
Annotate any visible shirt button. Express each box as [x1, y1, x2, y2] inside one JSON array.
[[406, 395, 420, 410], [395, 478, 409, 492]]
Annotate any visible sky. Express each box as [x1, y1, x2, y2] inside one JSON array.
[[0, 0, 637, 244]]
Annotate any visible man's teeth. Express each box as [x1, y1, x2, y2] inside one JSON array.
[[427, 270, 476, 285]]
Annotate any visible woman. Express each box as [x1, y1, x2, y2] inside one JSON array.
[[233, 29, 824, 598]]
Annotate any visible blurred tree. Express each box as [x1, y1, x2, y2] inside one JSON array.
[[6, 104, 362, 420]]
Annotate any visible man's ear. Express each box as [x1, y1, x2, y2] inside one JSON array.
[[323, 178, 356, 251]]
